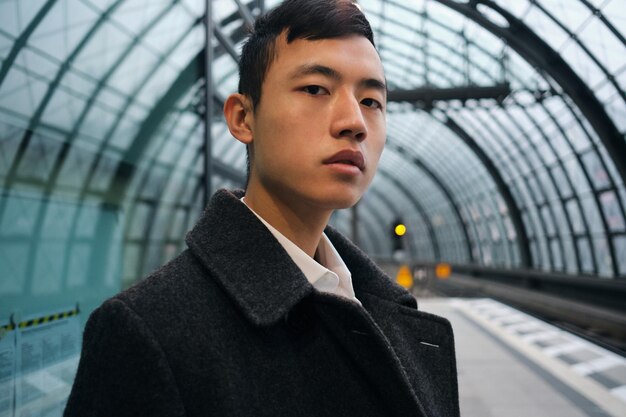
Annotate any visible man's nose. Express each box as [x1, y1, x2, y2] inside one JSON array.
[[331, 93, 367, 141]]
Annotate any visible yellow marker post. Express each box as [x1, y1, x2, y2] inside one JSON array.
[[396, 264, 413, 289], [435, 263, 452, 279]]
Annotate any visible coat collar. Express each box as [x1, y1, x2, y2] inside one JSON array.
[[185, 189, 415, 326]]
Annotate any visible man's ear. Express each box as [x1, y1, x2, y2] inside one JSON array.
[[223, 93, 254, 145]]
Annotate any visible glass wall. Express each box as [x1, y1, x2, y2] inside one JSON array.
[[0, 1, 206, 414]]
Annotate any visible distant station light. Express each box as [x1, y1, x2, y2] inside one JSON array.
[[394, 223, 407, 236], [391, 219, 406, 252], [396, 264, 413, 289], [435, 263, 452, 279]]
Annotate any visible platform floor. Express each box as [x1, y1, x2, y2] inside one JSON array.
[[419, 298, 626, 417]]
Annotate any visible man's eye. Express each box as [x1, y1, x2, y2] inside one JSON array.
[[362, 98, 383, 110], [302, 85, 328, 95]]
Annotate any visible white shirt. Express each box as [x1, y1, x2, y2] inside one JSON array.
[[241, 198, 361, 305]]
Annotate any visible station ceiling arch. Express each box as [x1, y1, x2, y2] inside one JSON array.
[[0, 0, 624, 282]]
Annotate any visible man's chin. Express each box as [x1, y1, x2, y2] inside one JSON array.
[[313, 191, 363, 210]]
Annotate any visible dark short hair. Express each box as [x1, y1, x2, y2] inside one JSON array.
[[238, 0, 376, 110]]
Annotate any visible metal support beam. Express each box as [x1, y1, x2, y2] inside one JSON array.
[[387, 83, 511, 107], [234, 0, 256, 27], [435, 0, 626, 188], [105, 51, 202, 206], [0, 0, 58, 87], [204, 0, 214, 206], [213, 25, 240, 62], [445, 116, 532, 267]]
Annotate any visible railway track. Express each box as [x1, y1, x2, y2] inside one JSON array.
[[429, 275, 626, 357]]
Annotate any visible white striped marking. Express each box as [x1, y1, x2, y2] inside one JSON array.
[[520, 330, 561, 344], [611, 385, 626, 402], [452, 298, 626, 416], [544, 341, 588, 357], [492, 313, 527, 325], [504, 321, 545, 334], [573, 356, 625, 376], [480, 307, 514, 318]]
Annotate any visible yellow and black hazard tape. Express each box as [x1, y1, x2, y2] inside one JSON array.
[[1, 323, 15, 331], [18, 308, 79, 329], [0, 323, 15, 339]]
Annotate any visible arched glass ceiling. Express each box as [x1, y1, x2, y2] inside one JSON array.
[[1, 0, 625, 289], [0, 0, 207, 294], [395, 1, 623, 278]]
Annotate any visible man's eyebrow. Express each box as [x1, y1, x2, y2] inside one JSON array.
[[289, 64, 342, 81], [361, 78, 387, 96], [289, 64, 387, 95]]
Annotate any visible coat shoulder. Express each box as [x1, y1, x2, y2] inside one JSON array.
[[105, 249, 226, 337], [117, 250, 204, 303]]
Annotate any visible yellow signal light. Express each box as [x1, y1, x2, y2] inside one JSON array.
[[394, 224, 407, 236], [396, 264, 413, 289], [435, 263, 452, 279]]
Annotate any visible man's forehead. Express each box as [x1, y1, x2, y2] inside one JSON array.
[[271, 32, 385, 80]]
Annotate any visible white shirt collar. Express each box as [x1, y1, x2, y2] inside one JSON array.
[[241, 198, 360, 305]]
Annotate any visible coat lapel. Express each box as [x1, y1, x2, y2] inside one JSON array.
[[323, 228, 430, 416], [327, 228, 459, 417], [312, 294, 428, 417]]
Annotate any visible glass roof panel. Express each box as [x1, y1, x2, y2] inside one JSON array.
[[213, 0, 238, 21], [142, 6, 197, 52], [0, 0, 46, 38], [427, 0, 466, 29], [522, 6, 571, 50], [535, 0, 593, 37], [602, 0, 626, 41], [577, 14, 626, 75], [27, 0, 101, 63], [182, 0, 205, 16], [559, 37, 607, 88], [112, 0, 175, 36]]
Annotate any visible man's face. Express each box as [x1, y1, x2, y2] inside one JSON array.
[[247, 33, 386, 210]]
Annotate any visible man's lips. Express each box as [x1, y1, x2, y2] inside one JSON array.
[[323, 149, 365, 171]]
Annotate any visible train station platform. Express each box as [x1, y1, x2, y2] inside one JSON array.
[[420, 298, 626, 417]]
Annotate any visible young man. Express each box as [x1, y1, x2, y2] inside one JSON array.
[[65, 1, 459, 416]]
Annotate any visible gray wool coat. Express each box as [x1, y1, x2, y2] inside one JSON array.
[[64, 189, 459, 417]]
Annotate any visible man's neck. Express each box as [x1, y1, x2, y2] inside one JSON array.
[[243, 184, 332, 258]]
